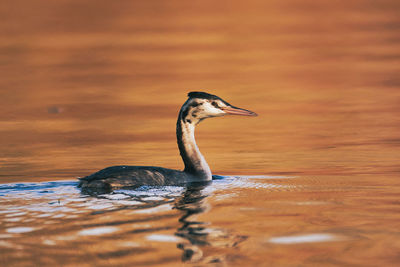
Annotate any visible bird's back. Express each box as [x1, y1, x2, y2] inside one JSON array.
[[78, 165, 192, 193]]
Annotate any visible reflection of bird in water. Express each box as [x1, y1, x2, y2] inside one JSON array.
[[78, 92, 257, 192], [174, 185, 247, 264]]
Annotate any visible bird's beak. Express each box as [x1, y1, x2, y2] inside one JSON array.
[[221, 106, 258, 116]]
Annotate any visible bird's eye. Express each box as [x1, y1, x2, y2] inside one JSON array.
[[211, 101, 220, 108], [190, 102, 200, 108]]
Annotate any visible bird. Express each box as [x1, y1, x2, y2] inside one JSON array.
[[78, 91, 257, 192]]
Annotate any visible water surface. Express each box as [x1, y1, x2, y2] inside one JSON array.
[[1, 0, 400, 266]]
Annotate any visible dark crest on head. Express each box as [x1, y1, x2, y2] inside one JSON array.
[[188, 91, 231, 106], [188, 92, 220, 100]]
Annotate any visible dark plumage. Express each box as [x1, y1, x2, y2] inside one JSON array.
[[188, 92, 230, 105], [78, 166, 197, 193]]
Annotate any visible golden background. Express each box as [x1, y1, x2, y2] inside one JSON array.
[[0, 1, 399, 266]]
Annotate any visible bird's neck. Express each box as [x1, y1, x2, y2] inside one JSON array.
[[176, 113, 212, 181]]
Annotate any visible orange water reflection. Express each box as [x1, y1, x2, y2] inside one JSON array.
[[1, 0, 400, 266]]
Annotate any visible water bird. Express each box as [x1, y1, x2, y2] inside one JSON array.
[[78, 92, 257, 192]]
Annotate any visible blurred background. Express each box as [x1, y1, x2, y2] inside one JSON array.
[[1, 0, 399, 182], [1, 1, 400, 266]]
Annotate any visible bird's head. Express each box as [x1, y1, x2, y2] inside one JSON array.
[[179, 91, 257, 124]]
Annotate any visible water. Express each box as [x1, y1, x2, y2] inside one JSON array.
[[1, 0, 400, 266], [0, 177, 286, 265], [0, 176, 399, 266]]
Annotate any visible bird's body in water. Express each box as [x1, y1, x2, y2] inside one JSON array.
[[78, 92, 257, 192]]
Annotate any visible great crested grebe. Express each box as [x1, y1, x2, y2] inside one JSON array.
[[78, 92, 257, 191]]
